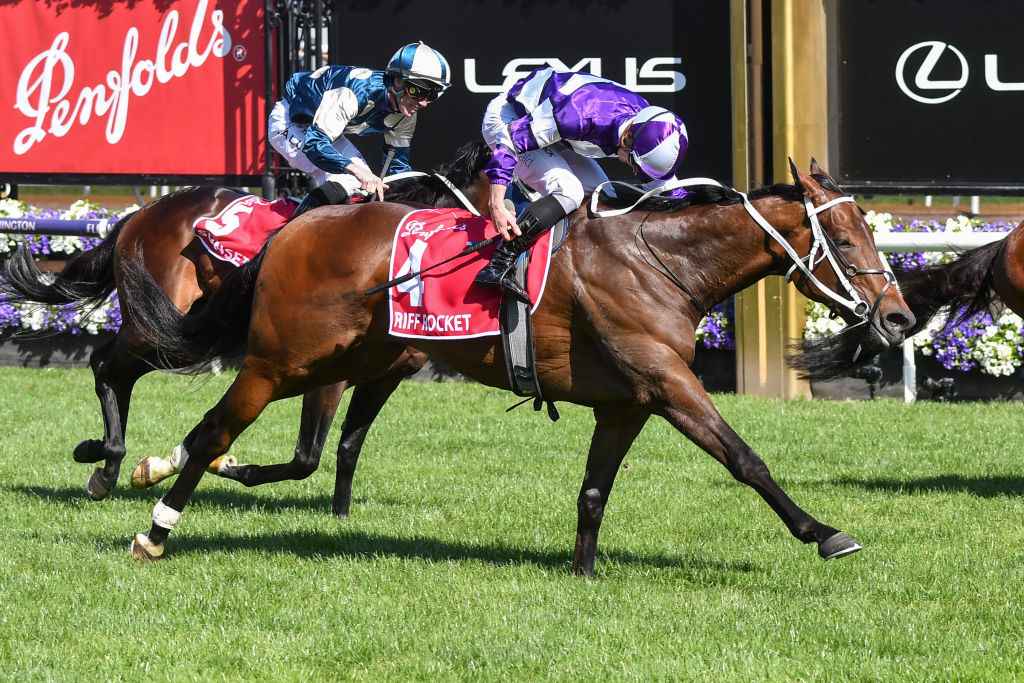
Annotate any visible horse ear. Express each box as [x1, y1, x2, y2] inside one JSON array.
[[809, 157, 823, 175], [788, 157, 804, 192]]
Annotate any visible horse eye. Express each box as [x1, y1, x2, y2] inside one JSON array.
[[835, 238, 853, 249]]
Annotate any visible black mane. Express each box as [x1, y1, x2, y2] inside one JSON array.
[[384, 140, 491, 205], [597, 181, 804, 213]]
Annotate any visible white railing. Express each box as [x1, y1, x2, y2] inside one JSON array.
[[873, 231, 1011, 403]]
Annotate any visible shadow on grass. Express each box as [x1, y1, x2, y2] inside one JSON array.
[[9, 484, 758, 576], [3, 483, 384, 514], [169, 527, 757, 578], [832, 475, 1024, 498]]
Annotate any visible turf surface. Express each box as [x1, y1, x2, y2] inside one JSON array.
[[1, 367, 1023, 680]]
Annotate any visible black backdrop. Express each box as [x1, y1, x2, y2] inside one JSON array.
[[330, 0, 733, 182], [831, 0, 1024, 193]]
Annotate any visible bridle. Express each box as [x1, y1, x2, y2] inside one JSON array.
[[590, 177, 895, 334], [784, 194, 896, 337]]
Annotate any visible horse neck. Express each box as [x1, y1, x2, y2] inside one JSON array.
[[644, 195, 810, 313], [434, 173, 489, 214]]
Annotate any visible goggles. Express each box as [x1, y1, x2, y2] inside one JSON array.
[[402, 80, 443, 102]]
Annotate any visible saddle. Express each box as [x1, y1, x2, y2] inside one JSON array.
[[500, 181, 571, 421]]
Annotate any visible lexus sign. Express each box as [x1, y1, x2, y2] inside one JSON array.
[[832, 0, 1024, 192], [331, 0, 733, 183]]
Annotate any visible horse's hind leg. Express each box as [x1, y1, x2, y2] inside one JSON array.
[[131, 366, 278, 560], [658, 365, 860, 560], [75, 333, 152, 500], [572, 405, 649, 577], [332, 372, 407, 518], [210, 382, 346, 486]]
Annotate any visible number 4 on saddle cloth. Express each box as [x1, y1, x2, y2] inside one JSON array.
[[193, 195, 298, 266], [387, 207, 555, 339]]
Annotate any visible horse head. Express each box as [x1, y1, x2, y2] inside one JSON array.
[[784, 158, 915, 360]]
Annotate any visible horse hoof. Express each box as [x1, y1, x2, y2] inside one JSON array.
[[73, 439, 106, 464], [85, 469, 115, 501], [818, 532, 862, 560], [130, 533, 165, 561], [131, 457, 175, 489], [207, 455, 237, 475]]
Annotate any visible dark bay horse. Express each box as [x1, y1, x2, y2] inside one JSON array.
[[0, 142, 491, 504], [123, 159, 915, 574], [790, 221, 1021, 381]]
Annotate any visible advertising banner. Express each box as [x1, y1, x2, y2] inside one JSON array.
[[0, 0, 267, 182], [330, 0, 733, 183], [831, 0, 1024, 192]]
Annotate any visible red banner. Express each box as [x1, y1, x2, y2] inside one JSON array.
[[0, 0, 267, 177]]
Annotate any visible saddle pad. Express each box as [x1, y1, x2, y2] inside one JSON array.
[[387, 208, 554, 339], [193, 195, 297, 266]]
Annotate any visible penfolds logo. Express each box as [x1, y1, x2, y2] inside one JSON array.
[[13, 0, 232, 155]]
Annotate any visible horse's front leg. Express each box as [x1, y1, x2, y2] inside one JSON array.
[[573, 405, 649, 577], [656, 364, 861, 560]]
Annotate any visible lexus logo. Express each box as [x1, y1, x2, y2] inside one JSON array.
[[895, 40, 1024, 104], [895, 41, 968, 104]]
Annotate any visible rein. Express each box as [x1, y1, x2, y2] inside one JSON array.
[[589, 177, 893, 329], [379, 171, 480, 216], [362, 170, 489, 296]]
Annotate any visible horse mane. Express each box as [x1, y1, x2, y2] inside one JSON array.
[[384, 140, 491, 204], [597, 181, 804, 212]]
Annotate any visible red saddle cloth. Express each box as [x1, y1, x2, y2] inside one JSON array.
[[387, 208, 554, 339], [193, 195, 297, 266]]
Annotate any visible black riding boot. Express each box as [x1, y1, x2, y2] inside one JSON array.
[[290, 180, 349, 220], [474, 195, 568, 302]]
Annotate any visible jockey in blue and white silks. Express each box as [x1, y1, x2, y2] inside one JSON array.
[[268, 41, 451, 217], [475, 67, 689, 300]]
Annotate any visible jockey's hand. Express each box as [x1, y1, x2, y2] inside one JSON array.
[[490, 201, 520, 241], [350, 166, 389, 201]]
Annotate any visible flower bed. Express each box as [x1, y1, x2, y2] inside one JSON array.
[[0, 199, 136, 336], [804, 212, 1021, 378]]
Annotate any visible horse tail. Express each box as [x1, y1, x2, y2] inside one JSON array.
[[0, 211, 134, 307], [788, 239, 1004, 381], [897, 239, 1003, 336], [120, 242, 267, 372]]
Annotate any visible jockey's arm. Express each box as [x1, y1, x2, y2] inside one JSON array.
[[301, 124, 354, 174], [301, 85, 374, 177]]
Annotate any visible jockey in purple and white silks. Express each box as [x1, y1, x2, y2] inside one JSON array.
[[268, 41, 451, 218], [475, 67, 689, 300]]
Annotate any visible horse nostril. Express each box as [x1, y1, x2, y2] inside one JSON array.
[[885, 310, 915, 332]]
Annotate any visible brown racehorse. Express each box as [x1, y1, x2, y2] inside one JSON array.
[[0, 142, 491, 505], [123, 159, 915, 574], [790, 221, 1022, 382]]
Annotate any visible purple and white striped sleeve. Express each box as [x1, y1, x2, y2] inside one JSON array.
[[483, 144, 518, 185]]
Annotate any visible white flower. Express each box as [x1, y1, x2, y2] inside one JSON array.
[[0, 198, 26, 218], [62, 199, 102, 220], [865, 211, 894, 234]]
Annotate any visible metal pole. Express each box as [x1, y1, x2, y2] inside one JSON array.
[[902, 338, 916, 404], [262, 0, 276, 199], [314, 0, 323, 69]]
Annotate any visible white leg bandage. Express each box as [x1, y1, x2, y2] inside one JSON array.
[[168, 443, 189, 473], [152, 499, 182, 530]]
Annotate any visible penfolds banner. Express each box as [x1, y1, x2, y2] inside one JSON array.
[[0, 0, 267, 180]]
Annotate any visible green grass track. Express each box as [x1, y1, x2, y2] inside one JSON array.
[[1, 367, 1023, 681]]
